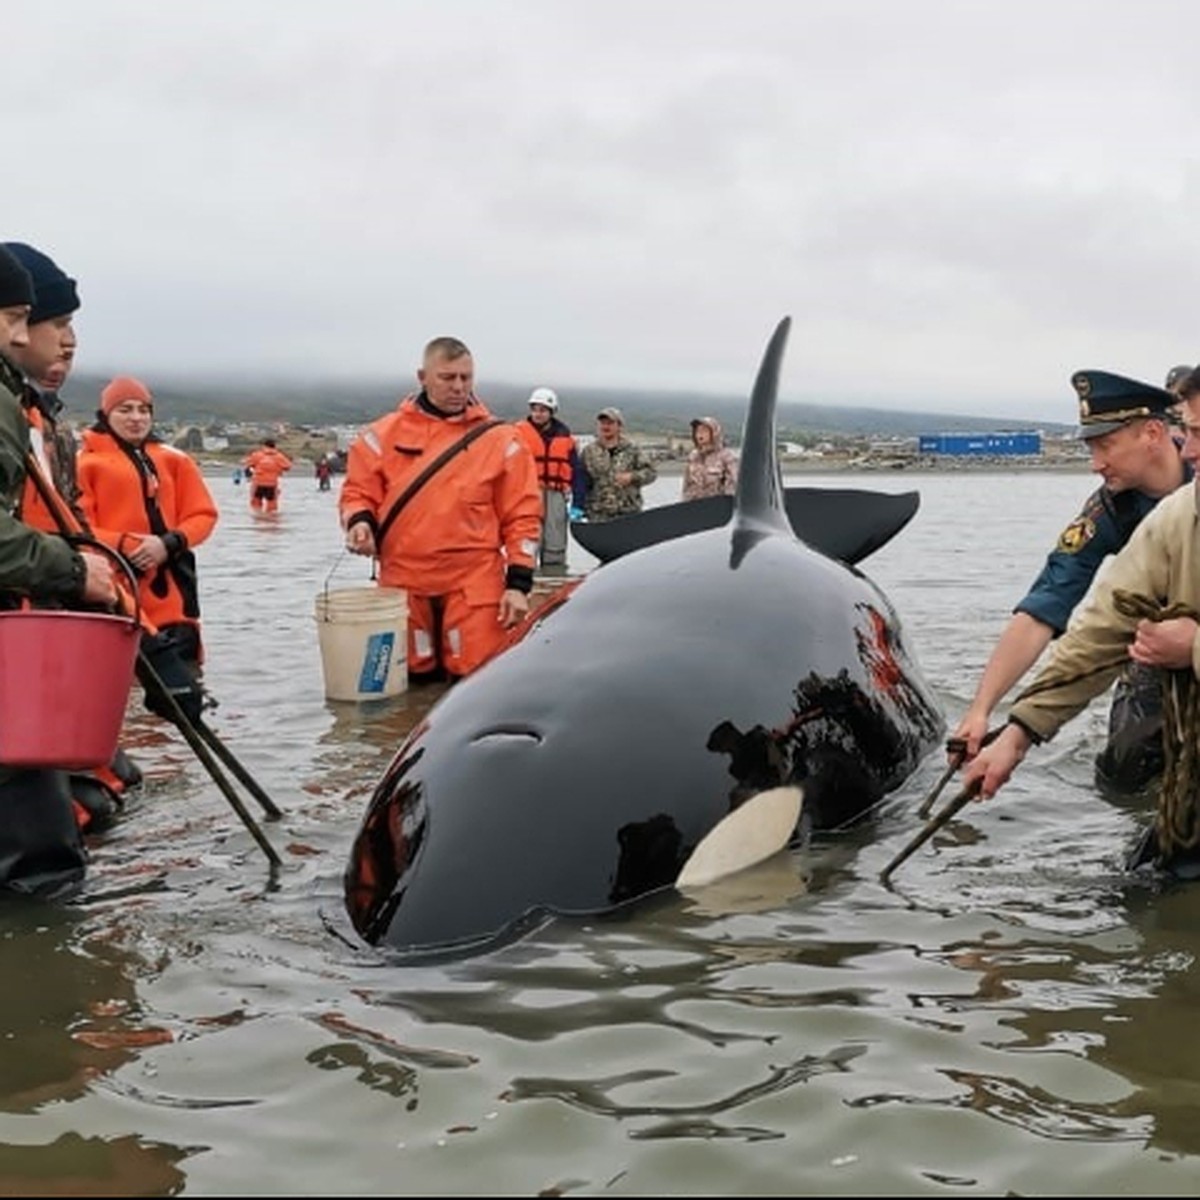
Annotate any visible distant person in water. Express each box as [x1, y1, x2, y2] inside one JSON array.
[[681, 416, 738, 501], [242, 438, 292, 514], [950, 369, 1189, 794], [580, 407, 657, 522], [315, 456, 332, 491]]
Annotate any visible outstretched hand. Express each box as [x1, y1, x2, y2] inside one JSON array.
[[960, 722, 1030, 800], [948, 708, 991, 763]]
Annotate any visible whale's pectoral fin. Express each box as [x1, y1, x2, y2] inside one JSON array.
[[571, 488, 919, 565], [675, 785, 804, 890]]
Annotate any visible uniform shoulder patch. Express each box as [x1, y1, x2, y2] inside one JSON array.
[[1056, 516, 1096, 554]]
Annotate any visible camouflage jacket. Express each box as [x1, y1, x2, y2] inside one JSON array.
[[580, 437, 658, 521], [28, 388, 83, 516], [0, 354, 84, 607]]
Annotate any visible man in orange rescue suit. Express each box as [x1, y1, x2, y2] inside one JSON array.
[[242, 437, 292, 514], [339, 335, 541, 682]]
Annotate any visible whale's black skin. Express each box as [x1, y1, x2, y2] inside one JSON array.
[[344, 319, 945, 959]]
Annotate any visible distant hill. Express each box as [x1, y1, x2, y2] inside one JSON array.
[[57, 372, 1074, 441]]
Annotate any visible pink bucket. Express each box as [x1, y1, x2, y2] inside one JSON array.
[[0, 609, 141, 770]]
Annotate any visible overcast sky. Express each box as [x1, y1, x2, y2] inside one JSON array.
[[7, 0, 1200, 420]]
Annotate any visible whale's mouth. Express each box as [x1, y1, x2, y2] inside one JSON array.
[[469, 725, 544, 746]]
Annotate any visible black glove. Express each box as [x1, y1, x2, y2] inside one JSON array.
[[137, 626, 208, 727]]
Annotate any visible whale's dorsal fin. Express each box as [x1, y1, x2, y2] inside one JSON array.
[[733, 316, 793, 539]]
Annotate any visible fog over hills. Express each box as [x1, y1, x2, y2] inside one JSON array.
[[58, 372, 1074, 441]]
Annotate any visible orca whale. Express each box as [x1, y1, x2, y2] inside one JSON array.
[[344, 318, 945, 959]]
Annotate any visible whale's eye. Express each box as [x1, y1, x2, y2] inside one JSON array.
[[470, 725, 544, 746]]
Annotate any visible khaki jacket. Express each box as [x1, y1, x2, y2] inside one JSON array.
[[1010, 482, 1200, 741]]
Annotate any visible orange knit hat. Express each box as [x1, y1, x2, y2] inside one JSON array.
[[100, 375, 153, 416]]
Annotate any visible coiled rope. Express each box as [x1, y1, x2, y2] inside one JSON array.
[[1110, 589, 1200, 857]]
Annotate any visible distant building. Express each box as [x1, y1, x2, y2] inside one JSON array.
[[918, 431, 1041, 457]]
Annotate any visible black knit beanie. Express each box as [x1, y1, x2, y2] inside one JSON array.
[[0, 245, 34, 310], [1, 242, 79, 324]]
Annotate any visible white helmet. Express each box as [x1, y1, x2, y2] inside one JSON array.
[[528, 386, 558, 412]]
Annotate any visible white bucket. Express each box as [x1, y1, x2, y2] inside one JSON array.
[[314, 586, 408, 702]]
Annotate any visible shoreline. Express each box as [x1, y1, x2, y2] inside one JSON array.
[[651, 456, 1092, 476], [202, 456, 1093, 477], [198, 443, 1092, 475]]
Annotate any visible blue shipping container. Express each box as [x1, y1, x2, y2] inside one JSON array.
[[918, 432, 1041, 457]]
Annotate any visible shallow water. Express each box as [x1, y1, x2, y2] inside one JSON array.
[[4, 467, 1199, 1196]]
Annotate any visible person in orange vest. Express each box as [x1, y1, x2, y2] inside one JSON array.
[[339, 335, 541, 682], [242, 438, 292, 514], [514, 387, 585, 576], [77, 375, 219, 695], [2, 241, 143, 834], [0, 245, 118, 896]]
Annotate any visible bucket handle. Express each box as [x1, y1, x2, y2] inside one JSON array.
[[67, 534, 143, 629], [320, 549, 378, 618]]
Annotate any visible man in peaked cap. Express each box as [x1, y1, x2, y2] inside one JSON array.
[[962, 368, 1200, 878], [952, 367, 1190, 798], [1072, 369, 1181, 440]]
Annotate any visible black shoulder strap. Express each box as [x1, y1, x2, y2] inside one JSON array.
[[375, 418, 505, 551]]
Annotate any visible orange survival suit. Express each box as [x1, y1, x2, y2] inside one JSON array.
[[339, 392, 541, 679], [242, 444, 292, 513], [76, 428, 218, 644]]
